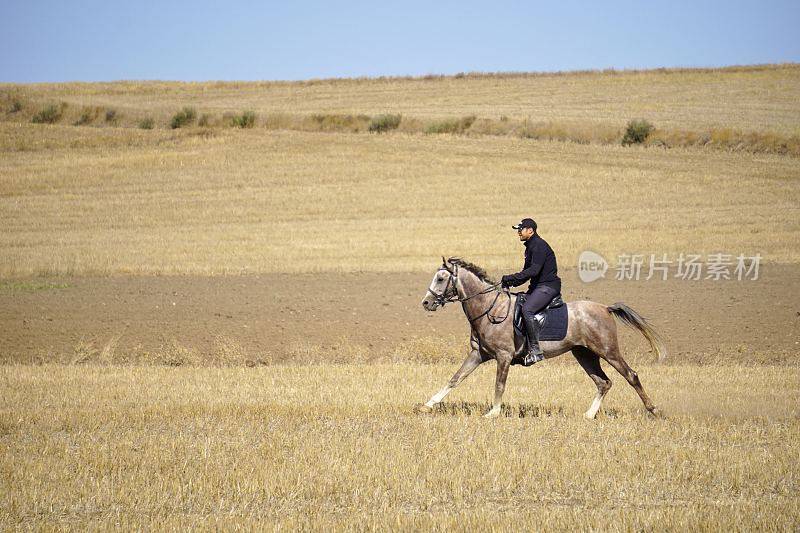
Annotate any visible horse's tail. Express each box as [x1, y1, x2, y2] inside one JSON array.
[[607, 302, 667, 362]]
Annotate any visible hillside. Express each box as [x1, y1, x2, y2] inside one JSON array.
[[1, 64, 799, 278], [2, 64, 799, 153]]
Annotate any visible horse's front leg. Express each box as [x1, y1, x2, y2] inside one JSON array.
[[484, 354, 512, 418], [418, 347, 484, 412]]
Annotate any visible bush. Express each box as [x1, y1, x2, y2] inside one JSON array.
[[3, 91, 25, 113], [170, 107, 197, 129], [309, 113, 370, 132], [230, 110, 256, 128], [425, 115, 476, 134], [75, 106, 101, 125], [368, 114, 401, 133], [31, 103, 65, 124], [622, 119, 654, 145], [138, 117, 154, 130], [105, 109, 118, 123]]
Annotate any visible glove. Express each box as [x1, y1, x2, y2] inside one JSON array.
[[501, 275, 513, 288]]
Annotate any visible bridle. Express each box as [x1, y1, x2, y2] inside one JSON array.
[[426, 265, 460, 307], [427, 263, 511, 324]]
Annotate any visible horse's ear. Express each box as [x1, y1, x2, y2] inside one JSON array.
[[441, 256, 454, 273]]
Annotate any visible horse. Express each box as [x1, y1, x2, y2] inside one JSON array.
[[417, 257, 666, 419]]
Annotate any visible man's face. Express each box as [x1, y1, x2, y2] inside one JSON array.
[[518, 227, 534, 241]]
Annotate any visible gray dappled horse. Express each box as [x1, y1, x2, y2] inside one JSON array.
[[418, 258, 666, 419]]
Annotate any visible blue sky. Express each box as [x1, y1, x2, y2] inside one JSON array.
[[2, 1, 799, 82]]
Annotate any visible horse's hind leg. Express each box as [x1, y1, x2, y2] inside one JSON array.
[[603, 345, 658, 415], [572, 346, 612, 420]]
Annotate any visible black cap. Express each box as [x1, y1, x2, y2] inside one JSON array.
[[512, 218, 537, 231]]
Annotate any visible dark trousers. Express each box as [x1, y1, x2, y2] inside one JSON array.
[[522, 285, 558, 318]]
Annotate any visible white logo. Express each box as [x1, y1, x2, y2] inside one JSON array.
[[578, 251, 608, 283]]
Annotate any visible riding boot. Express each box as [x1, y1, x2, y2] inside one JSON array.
[[522, 312, 545, 366]]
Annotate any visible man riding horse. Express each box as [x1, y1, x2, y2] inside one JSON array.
[[500, 218, 561, 367], [419, 225, 664, 418]]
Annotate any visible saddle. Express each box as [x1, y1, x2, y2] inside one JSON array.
[[512, 292, 565, 341]]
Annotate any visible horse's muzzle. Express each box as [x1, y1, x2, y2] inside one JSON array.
[[421, 297, 439, 311]]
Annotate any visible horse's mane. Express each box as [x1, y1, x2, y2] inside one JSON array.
[[447, 257, 497, 285]]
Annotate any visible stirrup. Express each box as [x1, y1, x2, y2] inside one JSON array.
[[522, 347, 544, 366]]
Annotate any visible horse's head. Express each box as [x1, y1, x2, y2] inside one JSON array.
[[422, 257, 459, 311]]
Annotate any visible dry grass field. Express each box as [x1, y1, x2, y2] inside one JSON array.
[[1, 65, 799, 530], [5, 64, 800, 132], [1, 124, 798, 277], [3, 64, 800, 154], [2, 364, 799, 530]]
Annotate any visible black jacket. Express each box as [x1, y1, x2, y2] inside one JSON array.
[[503, 234, 561, 294]]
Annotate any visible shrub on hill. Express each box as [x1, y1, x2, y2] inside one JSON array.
[[75, 106, 102, 125], [230, 111, 256, 128], [31, 103, 66, 124], [368, 114, 401, 133], [171, 107, 197, 129], [425, 115, 476, 134], [622, 119, 654, 145]]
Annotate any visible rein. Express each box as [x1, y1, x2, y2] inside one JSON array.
[[427, 264, 512, 324]]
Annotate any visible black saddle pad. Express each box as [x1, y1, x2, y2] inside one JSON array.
[[539, 304, 568, 341], [513, 293, 569, 342]]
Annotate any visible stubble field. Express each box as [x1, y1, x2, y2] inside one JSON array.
[[1, 65, 799, 530], [2, 364, 799, 530]]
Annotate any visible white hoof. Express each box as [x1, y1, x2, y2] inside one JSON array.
[[583, 411, 597, 420], [483, 408, 501, 419]]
